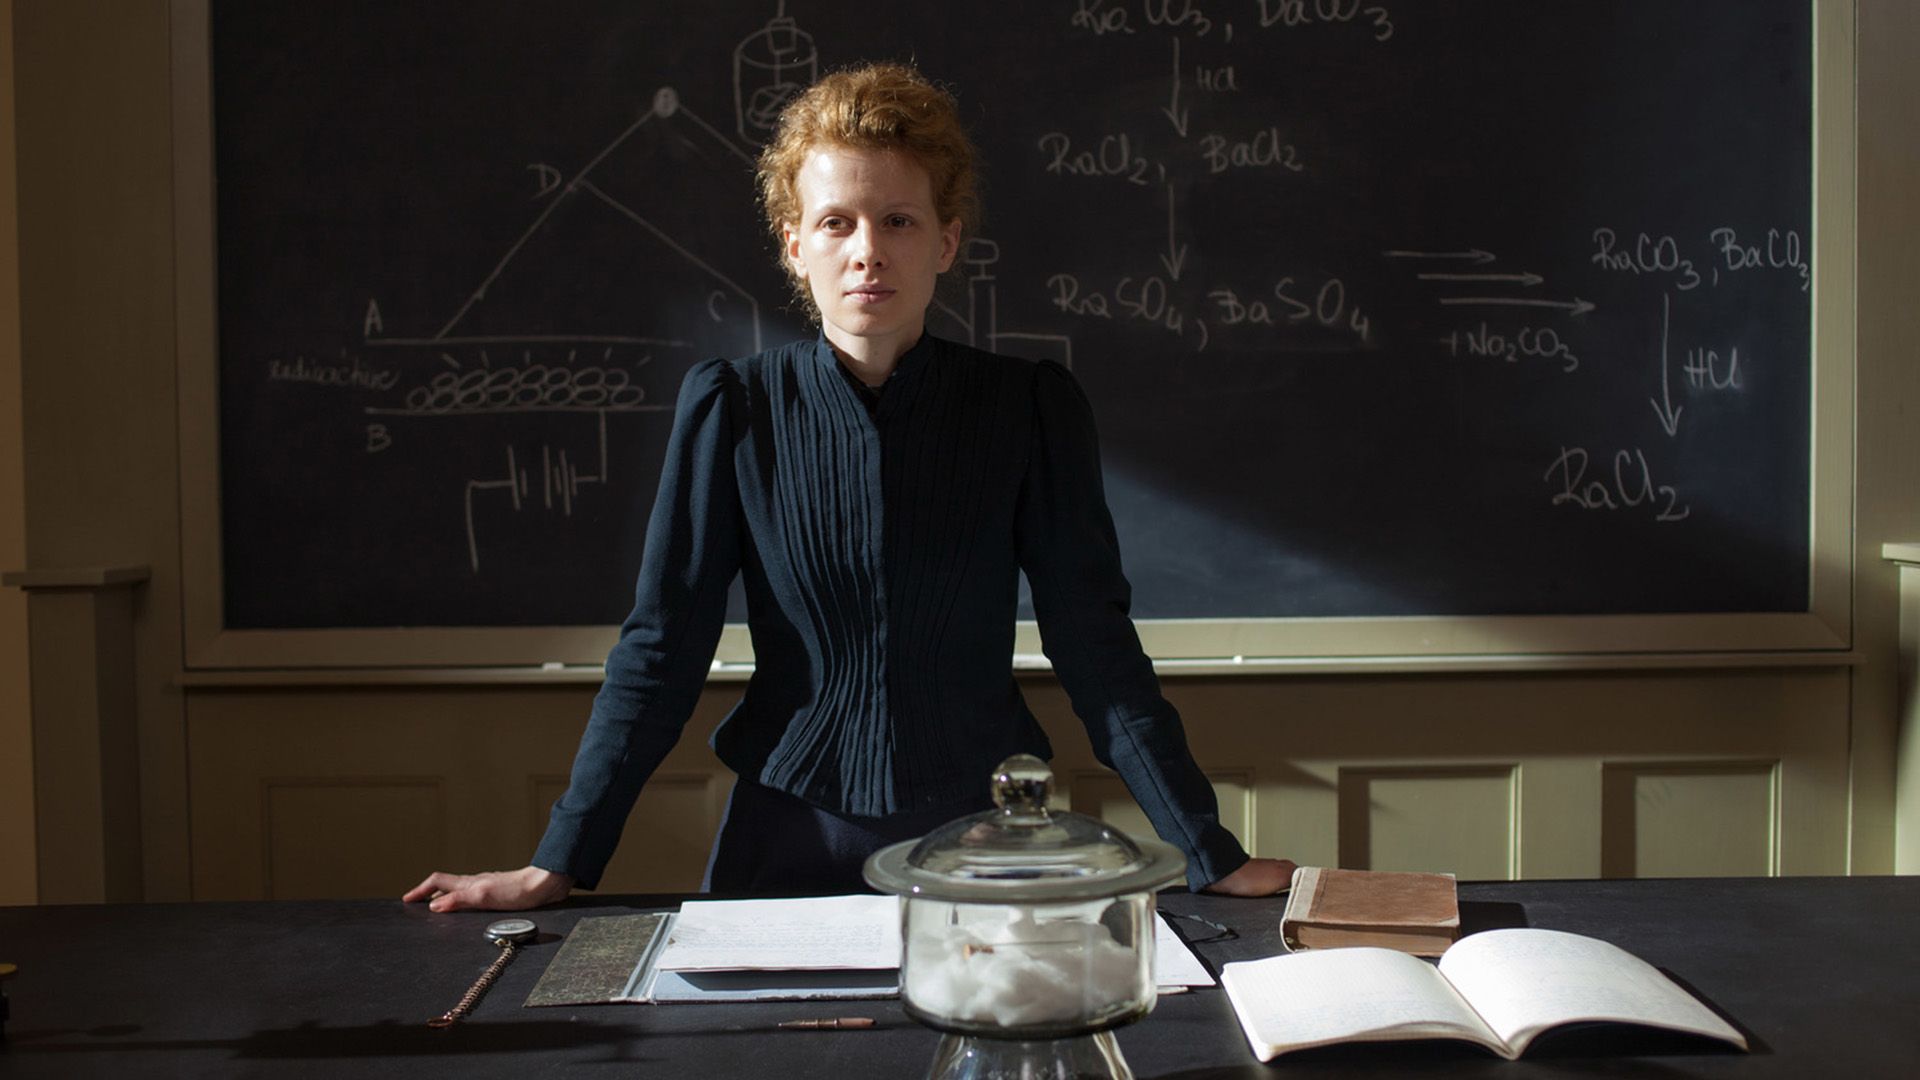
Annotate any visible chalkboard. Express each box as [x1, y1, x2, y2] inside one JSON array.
[[210, 0, 1815, 631]]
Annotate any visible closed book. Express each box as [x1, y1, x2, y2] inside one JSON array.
[[1280, 866, 1460, 956]]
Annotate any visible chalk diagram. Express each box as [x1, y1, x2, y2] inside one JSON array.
[[734, 6, 818, 146], [359, 77, 765, 572], [352, 4, 1071, 573], [931, 238, 1074, 369], [357, 14, 796, 574]]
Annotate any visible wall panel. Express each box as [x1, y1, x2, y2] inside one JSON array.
[[1601, 761, 1780, 878], [1337, 765, 1517, 879], [262, 778, 445, 899]]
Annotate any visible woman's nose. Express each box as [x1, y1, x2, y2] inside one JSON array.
[[850, 223, 886, 268]]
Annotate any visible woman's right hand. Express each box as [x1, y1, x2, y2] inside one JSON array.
[[402, 865, 573, 913], [1202, 857, 1299, 897]]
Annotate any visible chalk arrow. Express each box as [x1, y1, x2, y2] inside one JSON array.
[[1159, 184, 1189, 281], [1438, 296, 1596, 316], [1649, 292, 1684, 437], [1382, 248, 1497, 264], [1417, 271, 1544, 286], [1160, 38, 1190, 137]]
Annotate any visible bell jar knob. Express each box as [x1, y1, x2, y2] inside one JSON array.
[[991, 754, 1053, 822]]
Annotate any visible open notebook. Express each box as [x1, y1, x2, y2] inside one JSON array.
[[1220, 928, 1747, 1061]]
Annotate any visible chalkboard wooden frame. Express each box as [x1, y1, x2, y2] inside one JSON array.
[[173, 0, 1857, 674]]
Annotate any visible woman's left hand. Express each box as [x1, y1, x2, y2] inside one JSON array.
[[1202, 857, 1298, 897]]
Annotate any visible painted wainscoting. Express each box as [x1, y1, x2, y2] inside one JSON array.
[[185, 664, 1850, 900]]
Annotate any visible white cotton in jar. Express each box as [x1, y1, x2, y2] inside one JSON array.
[[905, 907, 1142, 1028]]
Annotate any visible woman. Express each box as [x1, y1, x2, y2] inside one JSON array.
[[406, 63, 1294, 911]]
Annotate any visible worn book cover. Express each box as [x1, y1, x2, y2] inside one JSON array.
[[1281, 866, 1460, 956]]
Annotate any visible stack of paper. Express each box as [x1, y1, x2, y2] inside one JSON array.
[[524, 894, 1215, 1007], [648, 894, 903, 1002]]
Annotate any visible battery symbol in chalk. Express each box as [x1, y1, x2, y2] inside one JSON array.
[[734, 14, 818, 146]]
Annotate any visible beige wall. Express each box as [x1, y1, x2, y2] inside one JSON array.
[[6, 2, 1918, 902], [1857, 0, 1920, 872], [0, 0, 38, 906], [12, 0, 185, 902]]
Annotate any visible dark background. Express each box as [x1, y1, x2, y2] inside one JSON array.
[[212, 0, 1812, 629]]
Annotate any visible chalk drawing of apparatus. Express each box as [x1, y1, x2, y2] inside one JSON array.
[[362, 73, 799, 572], [735, 6, 818, 146], [929, 238, 1075, 369]]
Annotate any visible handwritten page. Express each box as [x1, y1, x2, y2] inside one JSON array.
[[1219, 947, 1503, 1062], [1438, 928, 1747, 1056], [653, 894, 902, 972]]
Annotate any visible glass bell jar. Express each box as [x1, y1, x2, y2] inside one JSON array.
[[864, 754, 1189, 1080]]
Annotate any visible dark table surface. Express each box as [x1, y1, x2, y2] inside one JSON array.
[[1, 877, 1915, 1078]]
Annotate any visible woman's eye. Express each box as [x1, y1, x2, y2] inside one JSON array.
[[887, 215, 913, 228], [821, 217, 847, 230]]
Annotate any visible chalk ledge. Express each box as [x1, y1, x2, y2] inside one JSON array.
[[2, 565, 151, 589], [1881, 543, 1920, 566]]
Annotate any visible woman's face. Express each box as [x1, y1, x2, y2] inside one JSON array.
[[783, 144, 961, 368]]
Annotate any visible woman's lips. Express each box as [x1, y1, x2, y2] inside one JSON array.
[[847, 284, 896, 304]]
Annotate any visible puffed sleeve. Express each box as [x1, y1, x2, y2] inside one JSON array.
[[533, 359, 743, 889], [1014, 361, 1249, 890]]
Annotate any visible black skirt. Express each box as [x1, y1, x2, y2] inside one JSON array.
[[703, 776, 993, 895]]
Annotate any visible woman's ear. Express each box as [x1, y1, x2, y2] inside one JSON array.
[[937, 219, 962, 273], [783, 225, 807, 279]]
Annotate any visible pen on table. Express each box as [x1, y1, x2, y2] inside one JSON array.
[[777, 1017, 876, 1030]]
